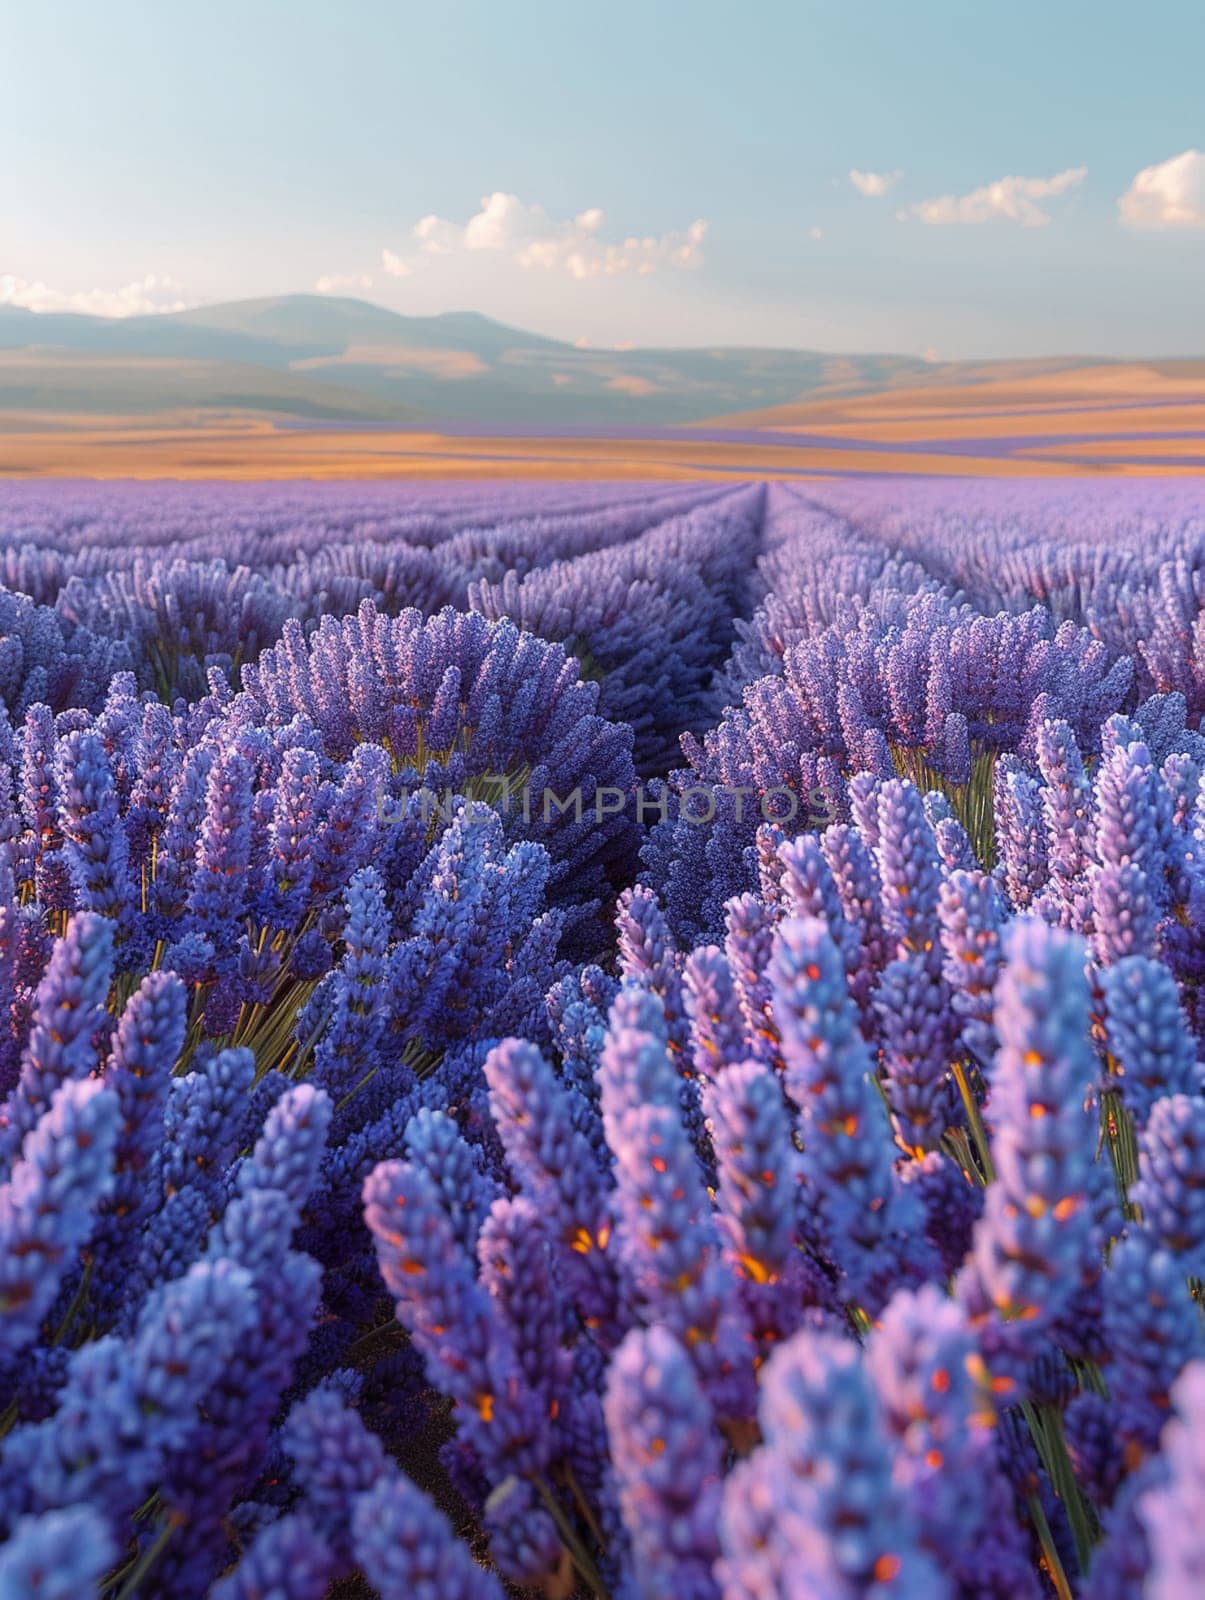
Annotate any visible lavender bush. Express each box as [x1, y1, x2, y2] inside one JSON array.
[[0, 475, 1204, 1596]]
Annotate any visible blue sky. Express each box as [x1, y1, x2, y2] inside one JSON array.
[[2, 0, 1204, 356]]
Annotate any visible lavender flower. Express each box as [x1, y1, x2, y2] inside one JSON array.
[[1035, 718, 1093, 929], [483, 1037, 617, 1331], [771, 915, 918, 1307], [995, 764, 1049, 910], [1140, 1360, 1205, 1598], [157, 1046, 256, 1196], [1100, 956, 1200, 1125], [1134, 1095, 1205, 1272], [708, 1057, 808, 1338], [868, 1286, 1038, 1596], [188, 744, 254, 937], [257, 744, 320, 930], [92, 969, 187, 1270], [875, 779, 942, 959], [1103, 1231, 1205, 1461], [605, 1082, 754, 1416], [0, 1506, 115, 1599], [363, 1157, 547, 1473], [476, 1195, 567, 1420], [874, 951, 957, 1154], [209, 1513, 336, 1600], [960, 919, 1101, 1337], [719, 1327, 950, 1598], [0, 1080, 119, 1359], [281, 1386, 389, 1562], [938, 866, 1006, 1071], [605, 1325, 724, 1600], [723, 894, 779, 1065], [683, 944, 749, 1082], [0, 1259, 258, 1527], [1, 911, 114, 1159], [352, 1470, 507, 1600], [53, 730, 132, 920], [481, 1474, 566, 1590]]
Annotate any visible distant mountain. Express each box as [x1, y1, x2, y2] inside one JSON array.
[[0, 293, 1126, 426]]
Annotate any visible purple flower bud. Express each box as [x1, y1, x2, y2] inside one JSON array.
[[281, 1386, 388, 1559], [1104, 1231, 1205, 1459], [483, 1038, 617, 1331], [720, 1327, 949, 1598], [938, 867, 1006, 1072], [2, 910, 114, 1157], [363, 1158, 546, 1473], [0, 1080, 118, 1359], [708, 1057, 814, 1343], [0, 1507, 115, 1599], [352, 1469, 507, 1600], [605, 1326, 724, 1600], [723, 894, 779, 1065], [54, 729, 133, 919], [1101, 956, 1199, 1125], [683, 944, 749, 1081], [875, 952, 958, 1154], [771, 916, 910, 1305], [257, 745, 320, 930], [868, 1286, 1036, 1595], [210, 1513, 336, 1600], [1139, 1360, 1205, 1599], [158, 1046, 255, 1194], [875, 779, 942, 958], [608, 1091, 754, 1417], [960, 919, 1100, 1338], [481, 1475, 565, 1590], [995, 763, 1049, 911], [1092, 861, 1160, 966], [188, 743, 254, 937], [1134, 1095, 1205, 1272], [1036, 719, 1093, 928]]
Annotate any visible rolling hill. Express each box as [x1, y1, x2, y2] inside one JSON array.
[[0, 294, 1114, 427]]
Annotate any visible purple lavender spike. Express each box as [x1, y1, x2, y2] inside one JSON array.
[[605, 1325, 724, 1600], [958, 919, 1101, 1344]]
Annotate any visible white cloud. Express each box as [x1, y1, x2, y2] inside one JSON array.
[[380, 249, 412, 278], [1118, 149, 1205, 229], [385, 192, 707, 281], [809, 225, 824, 240], [849, 168, 902, 198], [409, 214, 459, 256], [314, 272, 375, 294], [902, 166, 1086, 227], [0, 272, 191, 317]]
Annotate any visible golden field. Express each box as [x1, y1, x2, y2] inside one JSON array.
[[2, 360, 1203, 479]]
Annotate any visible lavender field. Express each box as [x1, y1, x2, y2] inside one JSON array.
[[2, 474, 1205, 1597]]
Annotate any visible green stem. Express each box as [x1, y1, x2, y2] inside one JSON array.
[[1101, 1091, 1138, 1215], [1022, 1400, 1096, 1575], [113, 1516, 177, 1600], [563, 1462, 607, 1553], [951, 1061, 995, 1184], [52, 1258, 93, 1347], [535, 1476, 611, 1600], [1026, 1492, 1074, 1600]]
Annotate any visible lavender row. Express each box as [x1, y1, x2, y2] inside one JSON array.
[[6, 752, 1205, 1595], [0, 477, 1203, 1596], [0, 483, 759, 776]]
